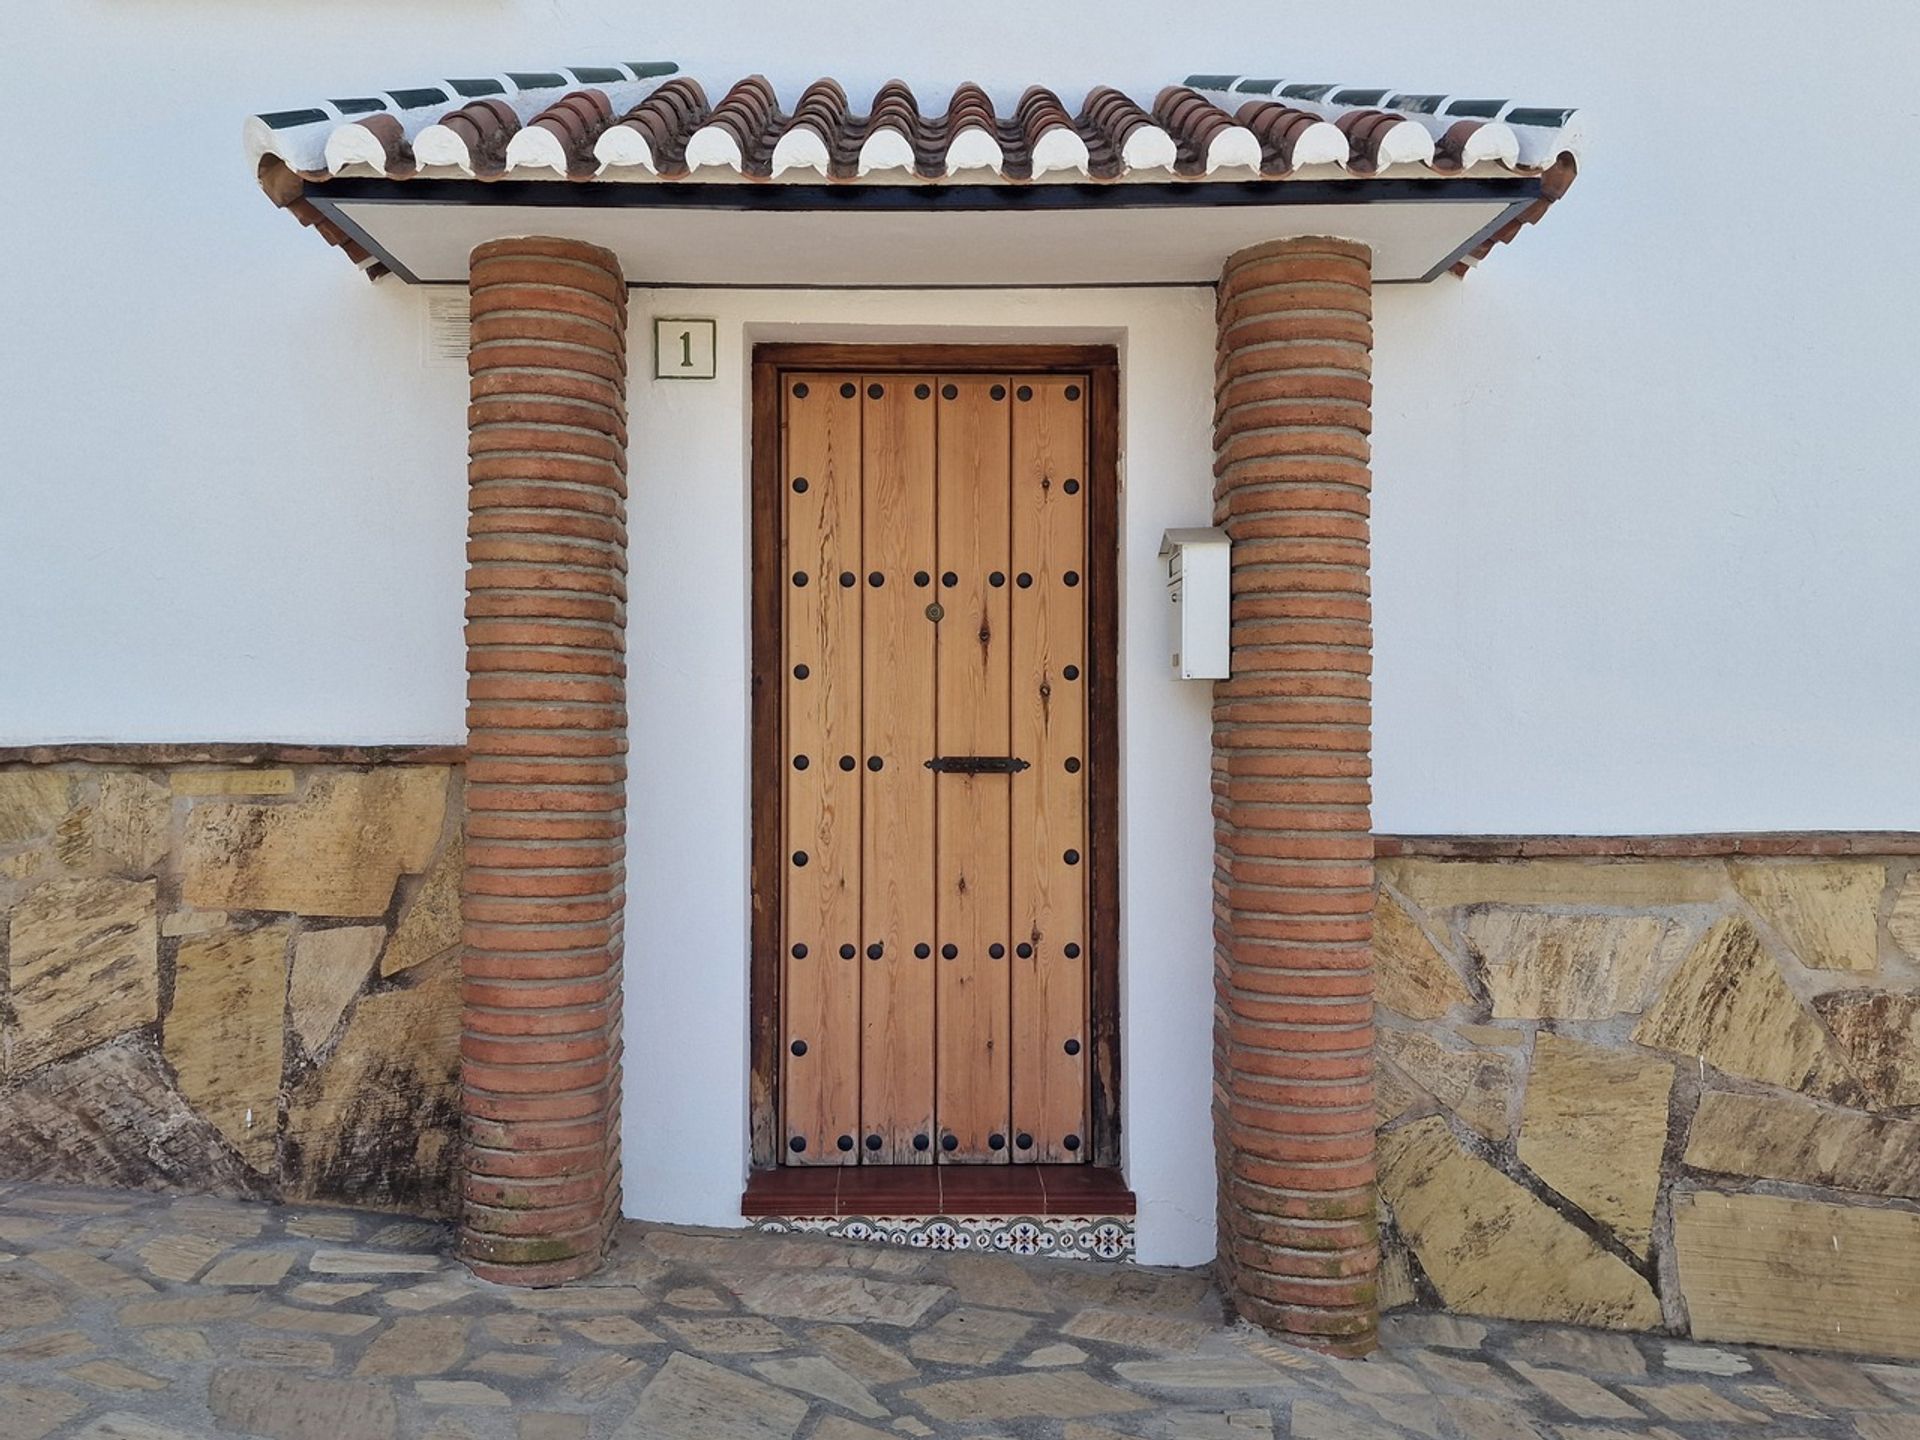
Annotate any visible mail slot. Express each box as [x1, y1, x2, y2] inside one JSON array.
[[1158, 528, 1230, 679]]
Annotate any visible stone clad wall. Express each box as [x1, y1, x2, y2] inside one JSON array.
[[1373, 849, 1920, 1360], [0, 758, 464, 1217]]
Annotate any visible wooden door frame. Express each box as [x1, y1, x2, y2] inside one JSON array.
[[749, 342, 1122, 1171]]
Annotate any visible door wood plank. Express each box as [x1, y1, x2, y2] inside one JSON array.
[[859, 374, 939, 1164], [933, 375, 1014, 1163], [1009, 376, 1091, 1163], [781, 374, 863, 1165]]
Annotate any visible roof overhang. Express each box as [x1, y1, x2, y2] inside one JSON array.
[[252, 66, 1581, 286], [306, 174, 1545, 287]]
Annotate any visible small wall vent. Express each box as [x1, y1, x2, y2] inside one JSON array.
[[424, 291, 471, 366]]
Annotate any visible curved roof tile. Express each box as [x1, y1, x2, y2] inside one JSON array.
[[248, 63, 1581, 277], [415, 97, 520, 175], [506, 89, 615, 177]]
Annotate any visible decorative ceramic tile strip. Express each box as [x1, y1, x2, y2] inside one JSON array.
[[750, 1213, 1134, 1260]]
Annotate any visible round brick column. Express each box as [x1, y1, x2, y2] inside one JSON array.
[[1211, 236, 1378, 1353], [460, 237, 629, 1283]]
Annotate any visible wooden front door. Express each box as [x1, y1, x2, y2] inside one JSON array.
[[769, 364, 1098, 1166]]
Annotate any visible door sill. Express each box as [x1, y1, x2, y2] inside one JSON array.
[[742, 1165, 1135, 1261]]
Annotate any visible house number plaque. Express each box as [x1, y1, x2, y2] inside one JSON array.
[[653, 317, 717, 380]]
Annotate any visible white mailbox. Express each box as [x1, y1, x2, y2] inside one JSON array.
[[1158, 528, 1231, 679]]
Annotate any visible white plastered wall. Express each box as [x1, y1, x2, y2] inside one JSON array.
[[620, 290, 1219, 1264], [5, 0, 1920, 1267]]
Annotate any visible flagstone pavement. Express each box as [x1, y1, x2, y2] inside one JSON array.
[[0, 1184, 1916, 1440]]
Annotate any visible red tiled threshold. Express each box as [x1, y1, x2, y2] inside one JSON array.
[[742, 1166, 1134, 1219]]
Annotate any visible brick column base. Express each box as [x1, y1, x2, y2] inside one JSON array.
[[460, 236, 629, 1284], [1211, 236, 1379, 1353]]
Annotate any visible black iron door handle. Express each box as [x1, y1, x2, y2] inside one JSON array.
[[924, 755, 1031, 774]]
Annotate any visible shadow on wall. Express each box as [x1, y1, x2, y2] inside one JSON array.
[[0, 760, 465, 1217], [1372, 848, 1920, 1362]]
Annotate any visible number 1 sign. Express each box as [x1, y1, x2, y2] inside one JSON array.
[[653, 317, 718, 380]]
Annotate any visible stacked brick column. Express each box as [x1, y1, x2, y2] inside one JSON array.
[[1211, 237, 1379, 1353], [461, 237, 629, 1283]]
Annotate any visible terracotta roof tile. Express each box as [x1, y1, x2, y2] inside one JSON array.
[[689, 76, 781, 175], [245, 64, 1583, 279], [323, 111, 413, 176], [417, 97, 520, 175], [254, 70, 1579, 186], [1154, 86, 1253, 175], [1077, 85, 1172, 177], [769, 79, 843, 175], [1433, 115, 1520, 169], [596, 76, 711, 174], [861, 80, 924, 175], [1342, 107, 1441, 171], [1451, 151, 1578, 276], [1231, 100, 1348, 172], [505, 88, 616, 176], [1014, 86, 1084, 179]]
